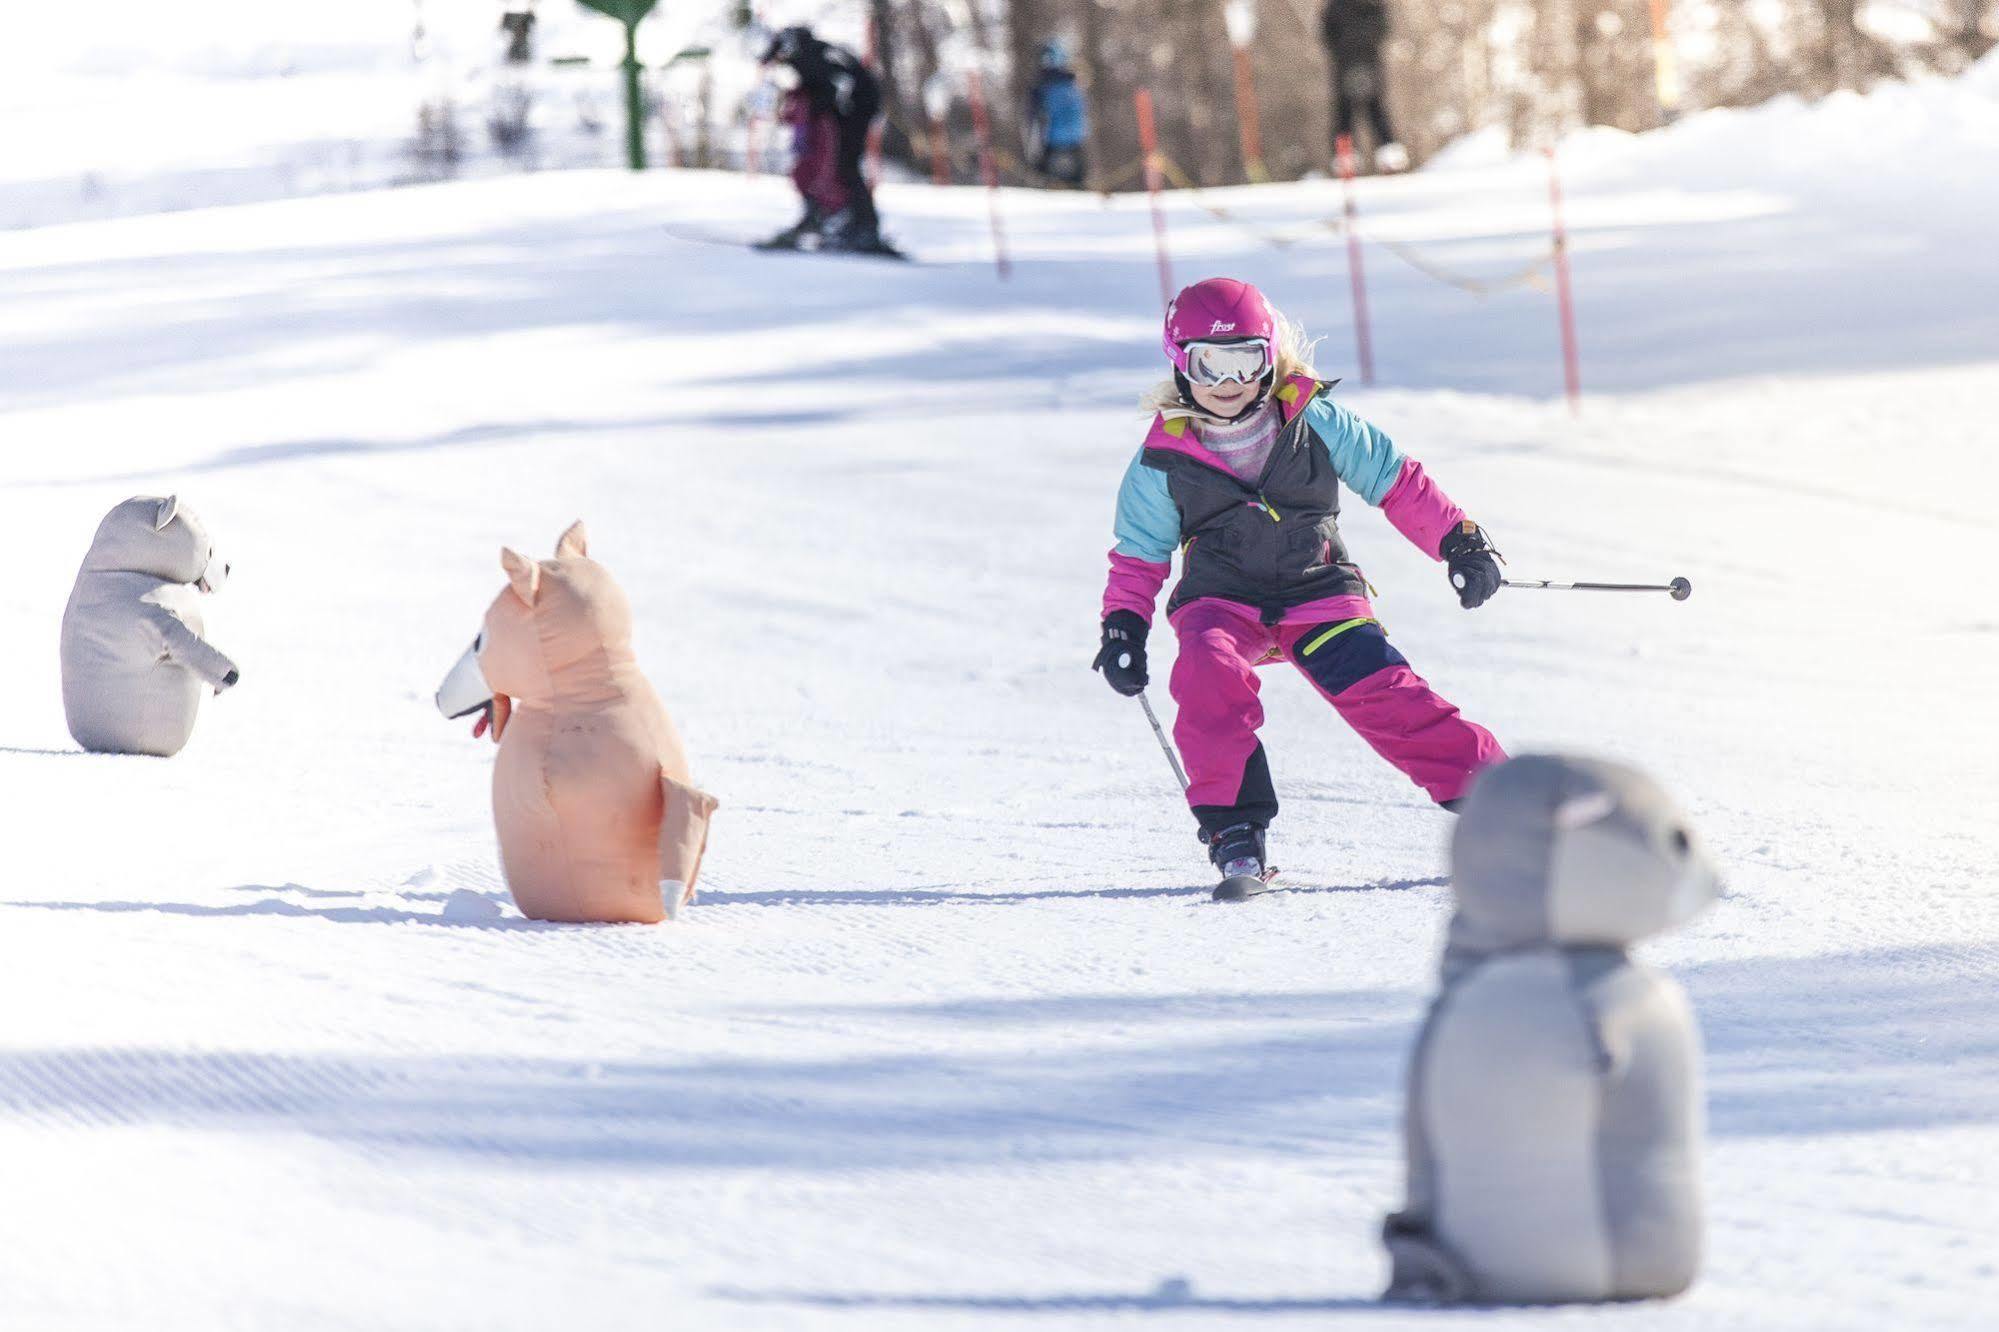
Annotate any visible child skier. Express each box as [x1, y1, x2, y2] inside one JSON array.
[[1092, 277, 1506, 889], [759, 25, 889, 254], [759, 85, 849, 250]]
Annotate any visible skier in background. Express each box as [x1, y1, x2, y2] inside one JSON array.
[[490, 7, 538, 155], [762, 83, 851, 249], [1025, 39, 1088, 187], [1320, 0, 1408, 173], [1092, 278, 1505, 891], [760, 25, 890, 253], [499, 9, 536, 66]]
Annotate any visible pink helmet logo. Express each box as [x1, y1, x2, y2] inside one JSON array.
[[1210, 320, 1237, 333]]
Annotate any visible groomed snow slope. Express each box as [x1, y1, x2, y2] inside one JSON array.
[[2, 77, 1996, 1330]]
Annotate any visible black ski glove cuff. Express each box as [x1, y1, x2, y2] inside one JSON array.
[[1440, 520, 1504, 610], [1092, 610, 1150, 696]]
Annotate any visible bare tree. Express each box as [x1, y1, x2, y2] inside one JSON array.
[[866, 0, 1997, 188]]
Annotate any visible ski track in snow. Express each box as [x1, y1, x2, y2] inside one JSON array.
[[2, 116, 1997, 1330]]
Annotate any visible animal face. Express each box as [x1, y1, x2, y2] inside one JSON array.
[[84, 495, 228, 588], [473, 521, 636, 706], [1452, 754, 1721, 950], [1544, 768, 1721, 944]]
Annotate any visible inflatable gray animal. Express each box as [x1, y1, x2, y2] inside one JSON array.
[[60, 496, 239, 757], [1383, 753, 1720, 1305]]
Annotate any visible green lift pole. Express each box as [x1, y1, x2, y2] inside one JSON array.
[[577, 0, 659, 170]]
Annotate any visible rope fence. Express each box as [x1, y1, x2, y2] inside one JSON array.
[[1147, 148, 1555, 299], [729, 82, 1584, 405]]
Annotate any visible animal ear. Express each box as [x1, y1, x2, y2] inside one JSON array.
[[554, 520, 588, 560], [153, 495, 180, 531], [1553, 788, 1618, 830], [500, 547, 541, 606]]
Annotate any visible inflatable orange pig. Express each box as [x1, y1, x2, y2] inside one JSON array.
[[437, 522, 717, 923]]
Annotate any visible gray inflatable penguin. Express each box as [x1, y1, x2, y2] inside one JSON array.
[[1383, 753, 1721, 1305], [60, 496, 239, 757]]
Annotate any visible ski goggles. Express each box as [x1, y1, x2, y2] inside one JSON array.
[[1179, 337, 1272, 386]]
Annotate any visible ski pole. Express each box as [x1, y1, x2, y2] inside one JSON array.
[[1502, 576, 1693, 601], [1138, 691, 1191, 793]]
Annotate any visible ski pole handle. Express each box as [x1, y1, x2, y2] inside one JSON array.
[[1503, 576, 1692, 601], [1139, 691, 1191, 793]]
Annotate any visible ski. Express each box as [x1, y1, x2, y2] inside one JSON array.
[[1212, 867, 1282, 902], [664, 223, 912, 262], [756, 236, 911, 262]]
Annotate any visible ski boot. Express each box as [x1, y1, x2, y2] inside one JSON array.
[[818, 209, 908, 260], [755, 206, 824, 252], [1206, 823, 1275, 902], [1373, 142, 1410, 174]]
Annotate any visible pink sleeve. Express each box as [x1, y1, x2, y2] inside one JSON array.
[[1102, 550, 1170, 621], [1379, 458, 1466, 560]]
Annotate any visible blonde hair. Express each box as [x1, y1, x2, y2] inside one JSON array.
[[1141, 304, 1321, 417]]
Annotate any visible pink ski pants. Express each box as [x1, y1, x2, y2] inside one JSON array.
[[1169, 599, 1504, 826]]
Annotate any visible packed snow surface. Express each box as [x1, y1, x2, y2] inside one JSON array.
[[3, 67, 1997, 1332]]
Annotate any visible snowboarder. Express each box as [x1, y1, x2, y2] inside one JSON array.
[[760, 24, 889, 253], [1091, 278, 1505, 891], [60, 495, 239, 757], [1026, 39, 1089, 187], [1383, 753, 1718, 1303], [1320, 0, 1407, 173], [434, 522, 718, 924]]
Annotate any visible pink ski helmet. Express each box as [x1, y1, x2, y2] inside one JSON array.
[[1162, 277, 1276, 376]]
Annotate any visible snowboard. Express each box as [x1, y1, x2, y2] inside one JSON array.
[[1212, 867, 1282, 902]]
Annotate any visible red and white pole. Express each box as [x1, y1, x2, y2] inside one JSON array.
[[1335, 133, 1376, 386], [1545, 146, 1582, 414], [1135, 88, 1174, 307], [967, 69, 1011, 281]]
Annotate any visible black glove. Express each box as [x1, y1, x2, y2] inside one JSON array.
[[1092, 611, 1150, 696], [1439, 520, 1503, 610]]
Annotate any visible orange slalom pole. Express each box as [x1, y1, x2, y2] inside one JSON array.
[[1135, 88, 1174, 308], [1648, 0, 1682, 124], [1545, 146, 1582, 414], [1231, 47, 1266, 183], [1335, 133, 1376, 386], [929, 115, 950, 185], [967, 70, 1011, 281]]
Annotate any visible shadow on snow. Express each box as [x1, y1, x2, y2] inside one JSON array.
[[710, 1285, 1390, 1315], [0, 945, 1991, 1168]]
